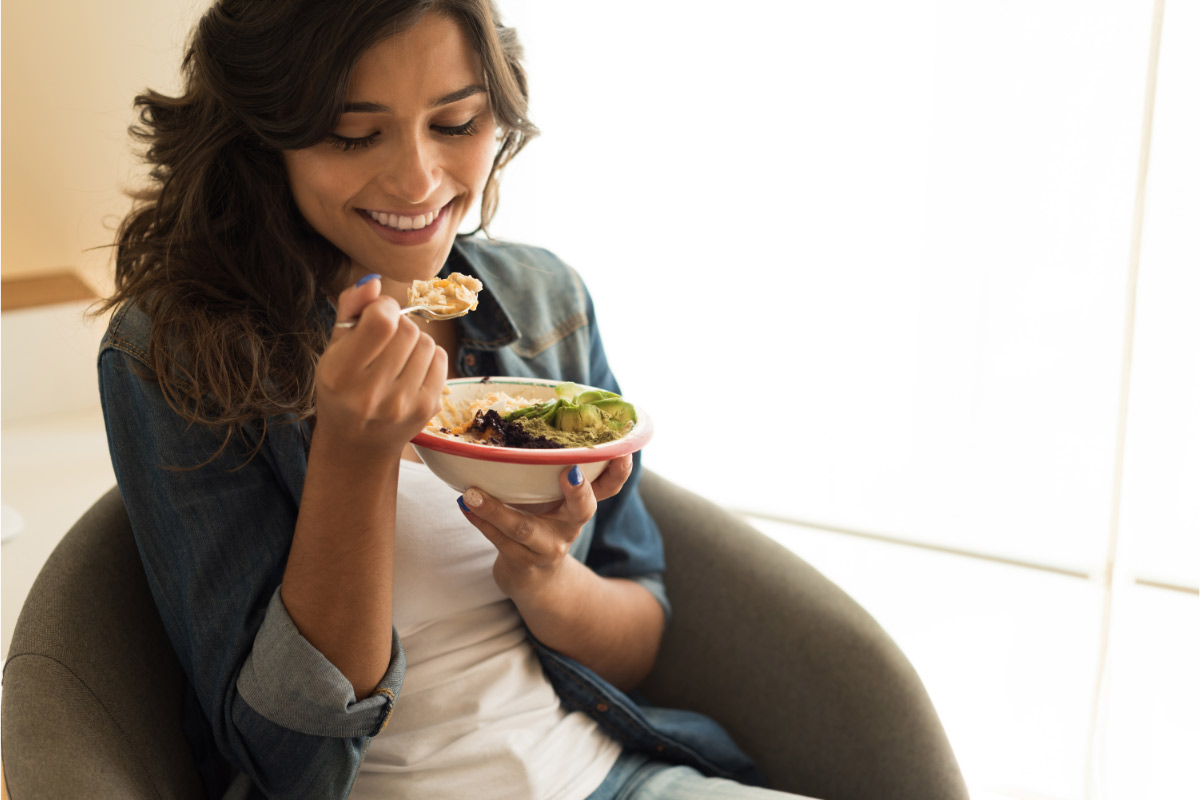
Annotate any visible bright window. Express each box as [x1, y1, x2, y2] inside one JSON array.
[[494, 2, 1198, 798]]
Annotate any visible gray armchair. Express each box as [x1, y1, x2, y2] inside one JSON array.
[[2, 472, 969, 799]]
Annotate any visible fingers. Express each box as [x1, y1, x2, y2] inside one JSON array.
[[420, 344, 450, 396], [456, 458, 637, 596], [589, 455, 634, 503], [460, 487, 570, 553], [329, 273, 416, 370], [459, 488, 549, 562], [328, 274, 443, 389], [457, 460, 621, 557], [330, 273, 382, 344], [458, 456, 634, 541], [316, 273, 447, 448], [339, 294, 409, 367], [365, 314, 428, 384], [331, 274, 425, 365], [557, 464, 599, 523], [375, 330, 445, 420]]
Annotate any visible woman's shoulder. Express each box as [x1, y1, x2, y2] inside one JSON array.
[[99, 300, 155, 369]]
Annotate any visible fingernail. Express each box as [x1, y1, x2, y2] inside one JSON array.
[[355, 273, 381, 288], [457, 495, 471, 514], [568, 465, 583, 487], [464, 488, 484, 508]]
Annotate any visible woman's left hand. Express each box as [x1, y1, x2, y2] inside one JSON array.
[[457, 454, 634, 602]]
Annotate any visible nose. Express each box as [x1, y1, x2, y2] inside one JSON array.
[[378, 132, 439, 204]]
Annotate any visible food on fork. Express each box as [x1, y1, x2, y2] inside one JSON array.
[[407, 273, 483, 316]]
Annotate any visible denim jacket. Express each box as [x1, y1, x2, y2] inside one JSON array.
[[98, 236, 761, 799]]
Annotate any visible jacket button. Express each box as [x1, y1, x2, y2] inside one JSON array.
[[655, 745, 666, 753], [595, 702, 609, 712], [463, 353, 477, 368]]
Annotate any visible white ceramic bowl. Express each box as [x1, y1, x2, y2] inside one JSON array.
[[411, 377, 653, 504]]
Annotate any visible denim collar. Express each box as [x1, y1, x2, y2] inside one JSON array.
[[446, 238, 519, 352]]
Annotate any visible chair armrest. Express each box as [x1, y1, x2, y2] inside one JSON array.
[[2, 487, 204, 800], [638, 470, 969, 800]]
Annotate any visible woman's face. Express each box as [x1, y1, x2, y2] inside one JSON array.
[[283, 12, 497, 292]]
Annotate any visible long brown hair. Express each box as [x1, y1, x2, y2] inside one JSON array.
[[98, 0, 537, 460]]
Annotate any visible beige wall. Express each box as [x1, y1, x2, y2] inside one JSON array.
[[1, 0, 205, 292]]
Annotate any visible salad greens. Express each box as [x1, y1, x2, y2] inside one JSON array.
[[502, 382, 637, 435]]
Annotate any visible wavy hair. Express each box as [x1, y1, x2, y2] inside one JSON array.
[[98, 0, 537, 461]]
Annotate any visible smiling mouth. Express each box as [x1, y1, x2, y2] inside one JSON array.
[[363, 204, 447, 232]]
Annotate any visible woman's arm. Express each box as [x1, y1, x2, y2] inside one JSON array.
[[282, 276, 447, 699], [459, 455, 664, 690], [455, 262, 669, 689], [100, 341, 394, 798], [283, 430, 402, 700], [98, 276, 445, 797]]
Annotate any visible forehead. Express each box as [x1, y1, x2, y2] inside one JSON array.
[[348, 13, 484, 102]]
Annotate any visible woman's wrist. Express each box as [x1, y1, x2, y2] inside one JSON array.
[[308, 418, 407, 476], [511, 558, 664, 690], [505, 553, 587, 627]]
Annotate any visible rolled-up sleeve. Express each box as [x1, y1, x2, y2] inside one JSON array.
[[237, 588, 403, 737]]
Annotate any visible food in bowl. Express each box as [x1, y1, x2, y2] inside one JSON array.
[[407, 272, 482, 316], [427, 382, 637, 449], [410, 378, 653, 504]]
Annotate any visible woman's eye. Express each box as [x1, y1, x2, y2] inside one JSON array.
[[432, 119, 479, 137], [326, 132, 380, 152]]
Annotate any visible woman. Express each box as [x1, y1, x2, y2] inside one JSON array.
[[98, 1, 810, 798]]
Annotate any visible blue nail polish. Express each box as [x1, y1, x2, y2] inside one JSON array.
[[568, 465, 583, 487], [457, 495, 471, 513], [355, 273, 381, 288]]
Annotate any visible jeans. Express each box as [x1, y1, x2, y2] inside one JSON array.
[[587, 752, 818, 800]]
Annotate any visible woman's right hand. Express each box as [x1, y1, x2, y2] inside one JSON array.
[[315, 274, 448, 461], [289, 274, 437, 699]]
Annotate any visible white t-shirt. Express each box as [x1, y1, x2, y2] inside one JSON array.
[[348, 460, 622, 800]]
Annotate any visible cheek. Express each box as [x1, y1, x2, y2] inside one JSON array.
[[464, 136, 498, 192], [284, 152, 354, 221], [297, 169, 342, 212]]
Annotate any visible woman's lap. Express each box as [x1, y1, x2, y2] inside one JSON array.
[[586, 751, 817, 800]]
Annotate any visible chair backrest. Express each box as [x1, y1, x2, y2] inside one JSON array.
[[2, 487, 204, 799], [638, 470, 970, 800]]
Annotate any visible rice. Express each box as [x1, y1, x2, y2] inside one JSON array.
[[428, 391, 543, 435]]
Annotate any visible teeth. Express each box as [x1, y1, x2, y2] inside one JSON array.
[[369, 209, 437, 231]]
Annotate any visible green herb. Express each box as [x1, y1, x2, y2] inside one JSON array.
[[502, 383, 636, 436]]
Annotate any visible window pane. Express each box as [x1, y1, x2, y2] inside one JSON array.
[[1118, 0, 1200, 590], [496, 1, 1156, 571], [1101, 585, 1200, 796]]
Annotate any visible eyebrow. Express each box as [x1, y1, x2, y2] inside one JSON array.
[[342, 84, 486, 114]]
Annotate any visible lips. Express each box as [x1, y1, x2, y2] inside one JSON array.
[[357, 201, 451, 246], [365, 208, 438, 231]]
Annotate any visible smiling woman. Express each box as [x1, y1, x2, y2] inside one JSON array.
[[82, 1, 841, 799]]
